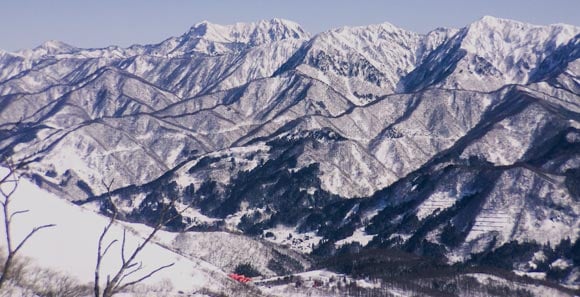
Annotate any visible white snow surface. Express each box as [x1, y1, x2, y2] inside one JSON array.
[[466, 273, 574, 297], [263, 225, 323, 254], [0, 174, 230, 295], [335, 228, 375, 247], [442, 16, 579, 92]]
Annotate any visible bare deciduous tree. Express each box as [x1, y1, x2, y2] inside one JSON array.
[[0, 160, 55, 290], [94, 180, 187, 297]]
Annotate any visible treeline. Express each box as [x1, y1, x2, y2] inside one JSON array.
[[316, 248, 578, 296]]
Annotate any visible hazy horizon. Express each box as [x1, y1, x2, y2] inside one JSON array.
[[2, 0, 579, 51]]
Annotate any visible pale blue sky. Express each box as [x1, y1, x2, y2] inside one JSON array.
[[1, 0, 578, 51]]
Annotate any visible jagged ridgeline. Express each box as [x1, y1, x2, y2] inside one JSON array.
[[1, 16, 579, 289]]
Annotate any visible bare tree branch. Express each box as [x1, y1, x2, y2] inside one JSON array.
[[9, 209, 29, 222], [102, 239, 118, 258], [94, 180, 118, 297], [94, 180, 184, 297], [121, 229, 127, 264], [117, 262, 175, 292], [95, 212, 116, 297], [0, 159, 54, 290], [0, 175, 18, 202], [13, 224, 56, 254], [116, 261, 142, 286]]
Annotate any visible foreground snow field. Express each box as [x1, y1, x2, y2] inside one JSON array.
[[0, 172, 230, 295]]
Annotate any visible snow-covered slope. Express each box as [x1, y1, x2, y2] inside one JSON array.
[[276, 23, 458, 104], [157, 18, 309, 56], [0, 174, 237, 295], [1, 170, 320, 296], [403, 16, 580, 92]]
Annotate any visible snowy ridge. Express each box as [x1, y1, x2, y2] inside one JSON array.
[[15, 40, 78, 58], [405, 16, 580, 92], [148, 18, 309, 58], [277, 22, 458, 103], [186, 18, 309, 46]]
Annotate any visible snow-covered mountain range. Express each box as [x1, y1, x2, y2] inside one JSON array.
[[1, 16, 579, 292]]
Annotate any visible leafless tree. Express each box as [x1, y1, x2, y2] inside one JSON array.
[[94, 180, 187, 297], [24, 266, 92, 297], [0, 160, 55, 290]]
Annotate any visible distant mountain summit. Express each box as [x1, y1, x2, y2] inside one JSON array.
[[186, 18, 309, 44], [0, 16, 579, 287], [151, 18, 310, 56]]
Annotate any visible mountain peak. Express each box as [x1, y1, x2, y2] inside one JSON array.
[[469, 15, 535, 31], [38, 39, 73, 48], [479, 15, 515, 24], [186, 18, 309, 46], [463, 15, 579, 51], [265, 17, 302, 27], [10, 39, 77, 58], [35, 40, 77, 54], [468, 15, 578, 33], [327, 21, 407, 36]]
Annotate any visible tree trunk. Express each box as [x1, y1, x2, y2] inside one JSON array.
[[0, 253, 14, 289]]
